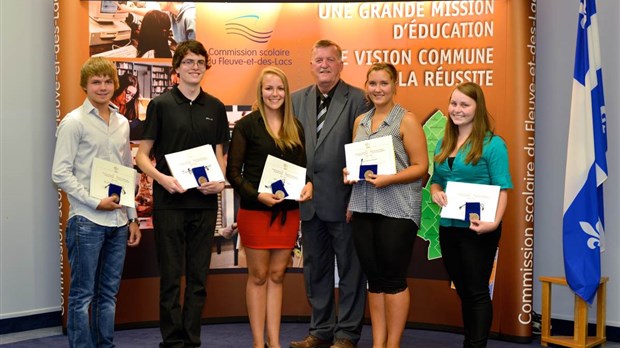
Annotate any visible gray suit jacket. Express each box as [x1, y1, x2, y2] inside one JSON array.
[[292, 80, 370, 222]]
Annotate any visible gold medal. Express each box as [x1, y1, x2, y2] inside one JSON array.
[[275, 190, 285, 199], [198, 176, 208, 185], [469, 213, 480, 221], [111, 193, 120, 203], [364, 170, 374, 180]]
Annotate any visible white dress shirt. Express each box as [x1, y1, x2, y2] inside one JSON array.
[[52, 98, 137, 227]]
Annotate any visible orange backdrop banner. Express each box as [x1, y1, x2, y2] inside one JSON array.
[[57, 1, 536, 341]]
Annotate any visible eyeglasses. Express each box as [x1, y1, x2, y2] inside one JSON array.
[[180, 59, 207, 68]]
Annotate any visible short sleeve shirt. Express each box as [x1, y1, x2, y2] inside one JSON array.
[[142, 86, 229, 209]]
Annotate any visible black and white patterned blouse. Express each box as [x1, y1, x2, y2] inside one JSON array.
[[348, 104, 422, 225]]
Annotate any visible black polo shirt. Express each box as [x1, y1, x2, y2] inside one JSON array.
[[142, 85, 229, 210]]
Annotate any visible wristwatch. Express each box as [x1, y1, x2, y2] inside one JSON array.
[[128, 218, 140, 227]]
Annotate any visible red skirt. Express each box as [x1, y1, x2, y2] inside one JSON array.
[[237, 208, 300, 249]]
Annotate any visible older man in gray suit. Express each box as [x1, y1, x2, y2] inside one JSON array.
[[290, 40, 370, 348]]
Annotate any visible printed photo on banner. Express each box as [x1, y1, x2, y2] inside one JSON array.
[[89, 1, 196, 58], [112, 60, 176, 141]]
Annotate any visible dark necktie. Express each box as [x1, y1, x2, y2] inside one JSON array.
[[316, 94, 328, 137]]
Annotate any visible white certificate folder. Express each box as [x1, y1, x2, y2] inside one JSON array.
[[90, 158, 137, 207], [440, 181, 500, 222], [344, 135, 396, 181], [164, 144, 225, 190], [258, 155, 307, 200]]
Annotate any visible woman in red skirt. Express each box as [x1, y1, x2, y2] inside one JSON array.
[[226, 66, 312, 348]]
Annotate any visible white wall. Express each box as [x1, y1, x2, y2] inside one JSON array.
[[1, 0, 619, 332], [0, 0, 61, 319], [534, 0, 620, 325]]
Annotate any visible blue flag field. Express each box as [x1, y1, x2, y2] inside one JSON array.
[[562, 0, 608, 304]]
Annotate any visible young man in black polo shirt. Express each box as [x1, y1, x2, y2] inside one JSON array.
[[135, 40, 229, 348]]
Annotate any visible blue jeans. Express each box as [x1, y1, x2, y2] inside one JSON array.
[[65, 215, 128, 348]]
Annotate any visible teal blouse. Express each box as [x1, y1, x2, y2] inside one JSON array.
[[430, 134, 513, 228]]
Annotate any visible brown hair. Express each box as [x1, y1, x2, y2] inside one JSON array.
[[435, 82, 494, 165], [172, 39, 210, 70], [137, 10, 172, 58]]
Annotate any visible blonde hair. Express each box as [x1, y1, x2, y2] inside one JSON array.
[[255, 67, 302, 150], [435, 82, 494, 165], [80, 57, 119, 91]]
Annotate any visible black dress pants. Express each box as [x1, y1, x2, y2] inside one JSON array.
[[439, 224, 501, 348], [153, 209, 217, 348], [300, 215, 366, 342]]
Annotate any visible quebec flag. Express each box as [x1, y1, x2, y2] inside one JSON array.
[[563, 0, 608, 304]]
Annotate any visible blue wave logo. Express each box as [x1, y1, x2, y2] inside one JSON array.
[[225, 15, 273, 43]]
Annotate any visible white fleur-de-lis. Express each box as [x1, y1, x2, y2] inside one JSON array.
[[579, 220, 603, 250], [579, 1, 588, 29]]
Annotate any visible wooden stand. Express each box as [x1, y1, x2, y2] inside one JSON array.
[[539, 276, 608, 348]]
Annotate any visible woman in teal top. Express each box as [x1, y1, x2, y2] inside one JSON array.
[[430, 82, 512, 348]]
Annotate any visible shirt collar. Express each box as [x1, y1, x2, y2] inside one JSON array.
[[360, 104, 401, 129], [82, 98, 119, 119], [315, 80, 340, 100], [171, 85, 206, 106]]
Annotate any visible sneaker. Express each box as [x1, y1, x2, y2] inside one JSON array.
[[330, 338, 356, 348], [289, 335, 331, 348]]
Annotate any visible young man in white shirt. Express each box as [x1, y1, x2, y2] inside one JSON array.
[[52, 57, 141, 348]]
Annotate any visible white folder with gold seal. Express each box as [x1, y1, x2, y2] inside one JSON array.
[[258, 155, 306, 200], [440, 181, 500, 222], [90, 157, 137, 207], [164, 144, 225, 190], [344, 135, 396, 181]]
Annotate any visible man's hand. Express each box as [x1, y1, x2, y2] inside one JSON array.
[[158, 175, 186, 194], [127, 222, 141, 247], [298, 182, 313, 202], [96, 196, 122, 211]]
